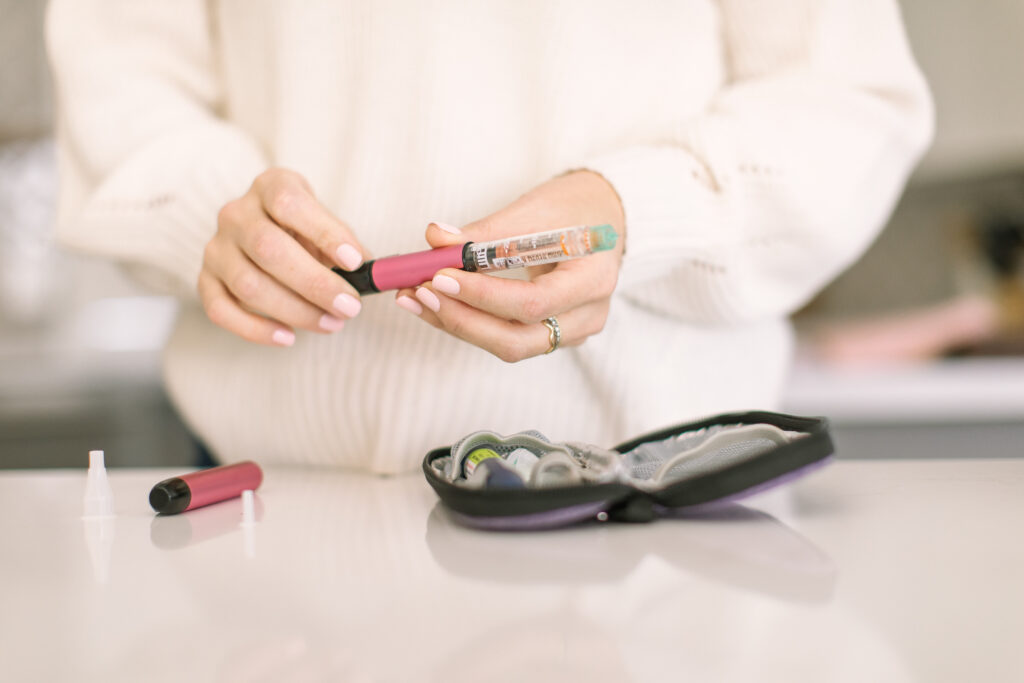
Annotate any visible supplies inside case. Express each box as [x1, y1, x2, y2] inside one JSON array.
[[422, 411, 834, 530]]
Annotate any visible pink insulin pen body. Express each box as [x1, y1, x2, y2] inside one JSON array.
[[333, 244, 468, 293], [149, 461, 263, 514]]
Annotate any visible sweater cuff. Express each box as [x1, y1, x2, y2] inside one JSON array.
[[578, 145, 730, 294], [58, 121, 267, 298]]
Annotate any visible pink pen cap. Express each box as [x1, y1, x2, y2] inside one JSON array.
[[149, 461, 263, 515]]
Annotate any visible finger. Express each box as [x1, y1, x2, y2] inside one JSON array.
[[406, 284, 607, 362], [237, 212, 363, 320], [427, 253, 618, 324], [198, 270, 297, 347], [216, 245, 347, 333], [255, 168, 369, 270], [293, 231, 338, 269], [394, 287, 424, 316], [556, 299, 610, 348], [394, 287, 445, 329]]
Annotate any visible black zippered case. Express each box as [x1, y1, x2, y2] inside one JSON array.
[[422, 411, 834, 530]]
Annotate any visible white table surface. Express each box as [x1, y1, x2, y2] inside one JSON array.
[[2, 460, 1022, 683]]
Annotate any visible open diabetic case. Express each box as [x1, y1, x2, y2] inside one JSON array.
[[423, 411, 834, 530]]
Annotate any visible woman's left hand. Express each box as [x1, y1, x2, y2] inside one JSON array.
[[394, 170, 625, 362]]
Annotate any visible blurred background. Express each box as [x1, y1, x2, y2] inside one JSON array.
[[2, 1, 1024, 468]]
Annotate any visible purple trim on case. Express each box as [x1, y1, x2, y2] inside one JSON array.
[[448, 501, 610, 531], [657, 456, 834, 516], [446, 456, 833, 530]]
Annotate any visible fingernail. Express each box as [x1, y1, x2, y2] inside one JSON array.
[[430, 221, 461, 235], [336, 243, 363, 270], [395, 295, 423, 315], [415, 287, 441, 313], [333, 292, 362, 317], [319, 314, 346, 332], [432, 273, 460, 296], [272, 329, 296, 346]]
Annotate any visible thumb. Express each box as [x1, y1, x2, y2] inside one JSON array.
[[424, 221, 468, 249], [426, 204, 538, 248]]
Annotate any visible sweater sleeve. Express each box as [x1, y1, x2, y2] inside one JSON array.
[[46, 0, 268, 298], [581, 0, 933, 324]]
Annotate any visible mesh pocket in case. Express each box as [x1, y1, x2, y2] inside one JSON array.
[[422, 411, 834, 530]]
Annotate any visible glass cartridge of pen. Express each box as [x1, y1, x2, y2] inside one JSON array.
[[333, 224, 618, 294], [464, 224, 618, 272]]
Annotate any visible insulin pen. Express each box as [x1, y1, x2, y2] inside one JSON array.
[[333, 224, 617, 294], [149, 461, 263, 515]]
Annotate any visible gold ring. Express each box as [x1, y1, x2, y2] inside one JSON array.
[[542, 316, 561, 354]]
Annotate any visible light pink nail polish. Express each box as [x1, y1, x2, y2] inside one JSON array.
[[333, 293, 362, 317], [430, 222, 461, 235], [396, 295, 423, 315], [319, 314, 346, 332], [336, 244, 363, 270], [272, 329, 296, 346], [432, 274, 460, 296], [415, 287, 441, 313]]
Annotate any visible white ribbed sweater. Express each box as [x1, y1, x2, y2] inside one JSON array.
[[48, 0, 932, 472]]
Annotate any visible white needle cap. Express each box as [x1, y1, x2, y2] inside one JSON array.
[[83, 449, 115, 518]]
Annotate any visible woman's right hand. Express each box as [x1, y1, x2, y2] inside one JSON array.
[[199, 168, 368, 346]]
